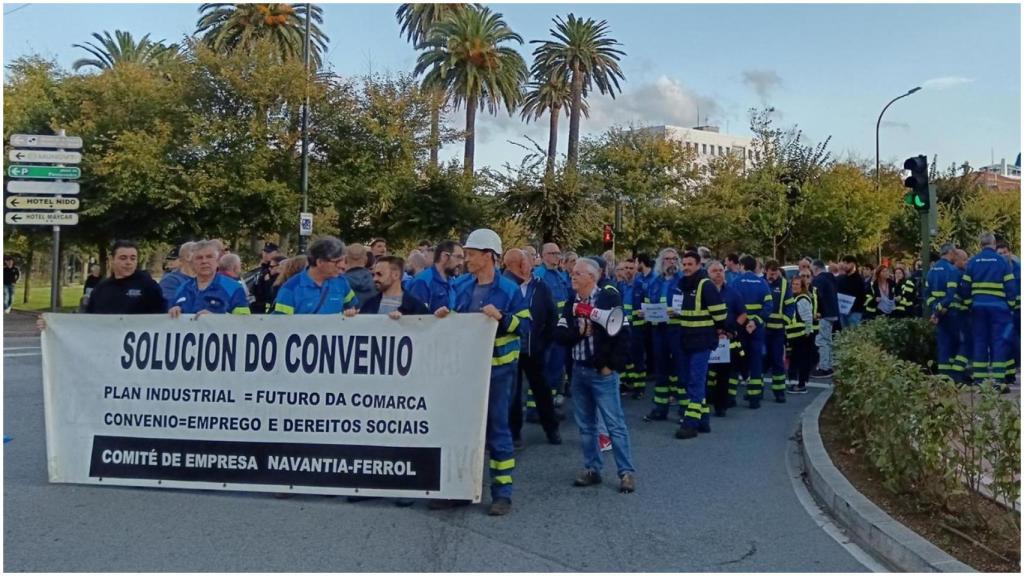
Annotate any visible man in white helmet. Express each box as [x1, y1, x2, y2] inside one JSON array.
[[431, 229, 531, 516]]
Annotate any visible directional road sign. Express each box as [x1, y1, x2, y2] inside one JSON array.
[[5, 181, 80, 195], [5, 212, 79, 226], [9, 134, 83, 149], [8, 150, 82, 164], [6, 165, 81, 180], [5, 196, 80, 211]]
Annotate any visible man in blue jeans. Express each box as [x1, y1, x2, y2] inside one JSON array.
[[554, 257, 636, 493]]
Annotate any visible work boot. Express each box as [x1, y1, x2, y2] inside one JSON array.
[[428, 499, 471, 511], [619, 473, 636, 493], [675, 427, 698, 440], [488, 498, 512, 516], [573, 469, 602, 487]]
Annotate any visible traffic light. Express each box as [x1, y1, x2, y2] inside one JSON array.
[[903, 155, 929, 211], [602, 223, 614, 250]]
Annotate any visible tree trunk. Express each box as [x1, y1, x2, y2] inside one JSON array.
[[566, 67, 584, 172], [546, 105, 560, 177], [429, 87, 442, 170], [22, 245, 33, 304], [464, 93, 477, 178], [98, 241, 109, 277]]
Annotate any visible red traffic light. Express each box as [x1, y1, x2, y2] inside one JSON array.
[[602, 224, 614, 249]]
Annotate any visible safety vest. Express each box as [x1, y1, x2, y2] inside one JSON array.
[[767, 276, 791, 331], [786, 293, 817, 339]]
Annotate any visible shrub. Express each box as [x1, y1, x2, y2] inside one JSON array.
[[833, 319, 1020, 530]]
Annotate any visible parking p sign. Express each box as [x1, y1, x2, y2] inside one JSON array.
[[299, 212, 313, 236]]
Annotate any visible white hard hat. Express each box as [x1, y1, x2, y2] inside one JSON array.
[[464, 228, 503, 256]]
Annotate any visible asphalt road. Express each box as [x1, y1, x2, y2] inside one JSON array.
[[4, 312, 869, 572]]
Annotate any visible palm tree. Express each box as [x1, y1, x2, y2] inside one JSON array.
[[72, 30, 179, 72], [520, 70, 588, 177], [531, 14, 626, 172], [414, 6, 527, 178], [195, 4, 329, 67], [396, 3, 476, 170]]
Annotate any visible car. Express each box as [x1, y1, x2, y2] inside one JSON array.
[[782, 265, 800, 282]]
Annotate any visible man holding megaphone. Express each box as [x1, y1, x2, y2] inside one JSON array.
[[554, 258, 637, 494]]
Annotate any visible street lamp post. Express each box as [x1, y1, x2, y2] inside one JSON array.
[[874, 86, 921, 261], [298, 3, 312, 255]]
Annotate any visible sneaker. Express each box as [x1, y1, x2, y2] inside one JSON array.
[[428, 499, 471, 511], [598, 434, 612, 452], [619, 473, 636, 493], [788, 384, 808, 394], [812, 368, 834, 378], [675, 427, 698, 440], [545, 430, 562, 445], [573, 469, 602, 487], [487, 497, 512, 516]]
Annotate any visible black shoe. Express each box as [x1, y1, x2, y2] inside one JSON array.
[[573, 469, 602, 487], [545, 430, 562, 445], [788, 384, 808, 394], [675, 427, 698, 440], [812, 368, 834, 378], [394, 498, 416, 508], [428, 499, 471, 510], [643, 411, 667, 422], [488, 497, 512, 516]]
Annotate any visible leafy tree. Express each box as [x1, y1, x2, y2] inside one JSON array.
[[395, 3, 476, 170], [414, 6, 527, 178], [72, 30, 179, 72], [531, 14, 625, 172], [195, 3, 329, 67]]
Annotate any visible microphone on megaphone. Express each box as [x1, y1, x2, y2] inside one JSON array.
[[573, 302, 626, 337]]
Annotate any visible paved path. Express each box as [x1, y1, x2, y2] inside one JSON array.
[[4, 312, 869, 572]]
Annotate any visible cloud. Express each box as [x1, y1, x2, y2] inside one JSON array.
[[742, 69, 783, 102], [922, 76, 974, 90], [586, 75, 721, 132]]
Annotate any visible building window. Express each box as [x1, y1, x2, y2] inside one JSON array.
[[702, 143, 707, 155], [718, 146, 724, 156]]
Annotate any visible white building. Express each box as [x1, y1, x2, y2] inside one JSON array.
[[976, 157, 1021, 179], [639, 124, 759, 169]]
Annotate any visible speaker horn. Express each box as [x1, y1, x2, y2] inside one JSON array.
[[573, 303, 626, 337]]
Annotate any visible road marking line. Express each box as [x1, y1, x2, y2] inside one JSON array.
[[4, 352, 41, 358], [4, 346, 41, 351]]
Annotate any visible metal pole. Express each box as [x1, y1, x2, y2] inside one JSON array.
[[50, 129, 66, 312], [298, 3, 312, 255], [613, 197, 622, 255], [920, 212, 930, 318], [874, 86, 921, 264]]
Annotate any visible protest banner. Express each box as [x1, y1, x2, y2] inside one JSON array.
[[41, 314, 497, 501]]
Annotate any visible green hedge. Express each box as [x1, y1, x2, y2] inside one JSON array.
[[833, 319, 1020, 527]]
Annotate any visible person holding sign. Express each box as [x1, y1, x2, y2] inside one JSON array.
[[360, 256, 429, 317], [705, 261, 748, 417], [763, 261, 794, 404], [734, 255, 773, 409], [640, 248, 683, 422], [433, 229, 529, 517], [554, 258, 636, 493], [669, 251, 727, 439], [270, 237, 359, 317], [168, 240, 251, 318]]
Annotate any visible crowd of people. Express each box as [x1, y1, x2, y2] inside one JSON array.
[[24, 227, 1021, 517]]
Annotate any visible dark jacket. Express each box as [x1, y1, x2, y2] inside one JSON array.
[[812, 271, 840, 319], [86, 271, 167, 314], [553, 283, 631, 373], [251, 262, 277, 313], [671, 270, 726, 351], [359, 291, 429, 315], [3, 264, 19, 286], [504, 270, 556, 358], [344, 267, 377, 307], [837, 271, 867, 314]]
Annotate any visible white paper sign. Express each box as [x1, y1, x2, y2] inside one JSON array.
[[642, 302, 669, 324], [838, 293, 855, 316], [671, 294, 684, 312], [709, 338, 731, 364], [41, 314, 497, 501]]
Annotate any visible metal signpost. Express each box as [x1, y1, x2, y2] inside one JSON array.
[[5, 131, 83, 311]]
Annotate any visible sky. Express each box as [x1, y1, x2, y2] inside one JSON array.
[[2, 2, 1021, 173]]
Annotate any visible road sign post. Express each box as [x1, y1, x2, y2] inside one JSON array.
[[4, 212, 79, 225], [6, 165, 81, 180], [5, 196, 80, 210], [8, 150, 82, 164], [299, 212, 313, 237], [6, 181, 80, 195]]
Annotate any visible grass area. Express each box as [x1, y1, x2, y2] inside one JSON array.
[[10, 282, 85, 312]]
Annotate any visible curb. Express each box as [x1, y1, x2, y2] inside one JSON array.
[[800, 388, 976, 573]]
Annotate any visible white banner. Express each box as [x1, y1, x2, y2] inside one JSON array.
[[41, 314, 497, 501], [838, 293, 855, 316], [709, 338, 731, 364]]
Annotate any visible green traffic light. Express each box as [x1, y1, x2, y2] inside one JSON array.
[[904, 192, 915, 206], [914, 195, 926, 208]]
